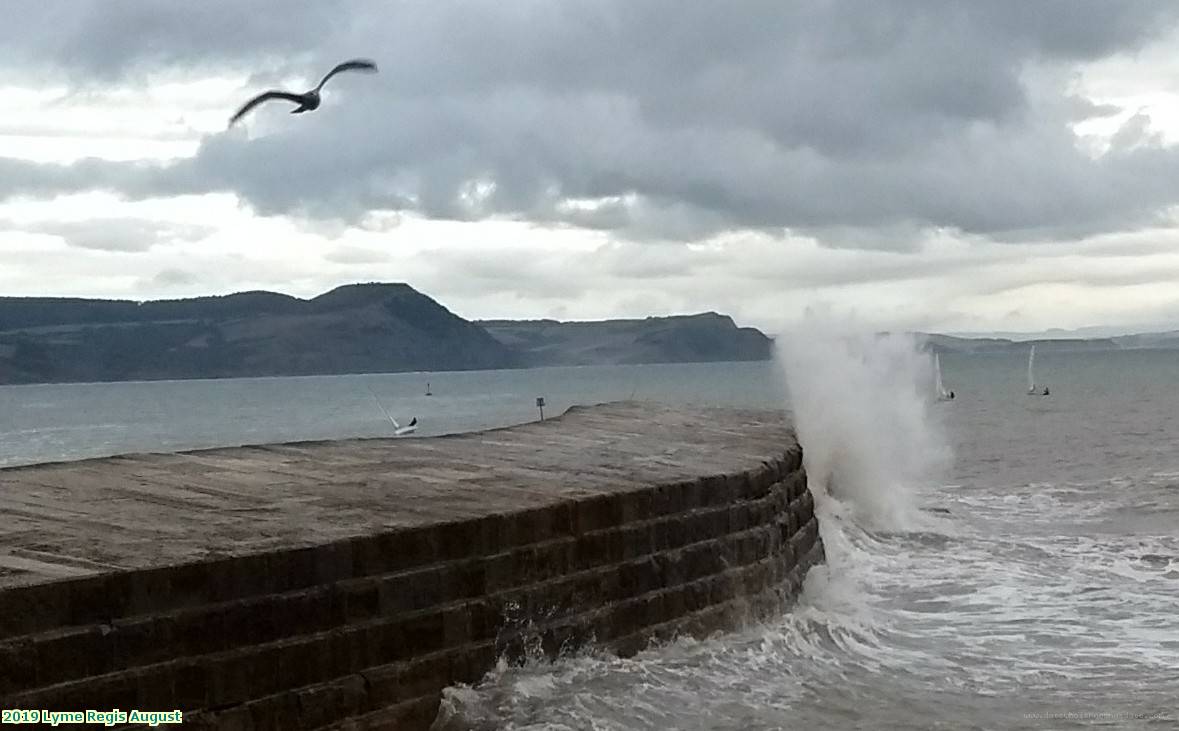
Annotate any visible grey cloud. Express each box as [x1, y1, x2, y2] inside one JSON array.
[[1, 0, 349, 81], [7, 217, 210, 252], [5, 1, 1179, 246], [1108, 110, 1164, 151], [149, 268, 199, 287], [1064, 96, 1122, 120]]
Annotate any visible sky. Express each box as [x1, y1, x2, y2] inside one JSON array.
[[4, 1, 1179, 336]]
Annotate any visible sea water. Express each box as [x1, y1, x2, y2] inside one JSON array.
[[1, 349, 1176, 729]]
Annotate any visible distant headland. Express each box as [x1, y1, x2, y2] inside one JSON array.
[[0, 283, 773, 385], [921, 330, 1179, 354]]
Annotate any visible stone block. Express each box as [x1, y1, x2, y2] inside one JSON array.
[[708, 571, 739, 606], [619, 523, 654, 560], [328, 626, 371, 677], [729, 503, 753, 533], [465, 600, 499, 644], [221, 597, 281, 651], [653, 552, 686, 588], [573, 494, 621, 534], [207, 651, 259, 707], [115, 614, 176, 668], [173, 660, 209, 709], [336, 579, 381, 623], [442, 607, 472, 647], [314, 541, 355, 585], [547, 502, 575, 538], [683, 509, 724, 544], [700, 473, 736, 508], [617, 556, 661, 597], [398, 611, 445, 657], [448, 640, 497, 685], [34, 625, 113, 688], [0, 639, 35, 695], [678, 479, 706, 511], [619, 488, 654, 523], [574, 530, 615, 569], [361, 664, 403, 709], [650, 482, 677, 516], [480, 552, 517, 594], [650, 518, 671, 552], [383, 526, 442, 572], [68, 574, 124, 626], [452, 560, 487, 600], [664, 517, 690, 551], [396, 653, 452, 701], [435, 518, 485, 560], [165, 561, 211, 610], [211, 705, 255, 731], [274, 636, 330, 694], [295, 677, 366, 731], [662, 584, 688, 619], [367, 618, 406, 666], [265, 548, 316, 600], [676, 542, 717, 583], [133, 663, 177, 709], [247, 691, 302, 731]]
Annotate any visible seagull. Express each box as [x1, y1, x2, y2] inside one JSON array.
[[228, 59, 378, 127]]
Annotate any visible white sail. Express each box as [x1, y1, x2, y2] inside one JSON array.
[[1026, 344, 1036, 394]]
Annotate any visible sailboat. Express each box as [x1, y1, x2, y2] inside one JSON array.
[[366, 385, 418, 435], [1026, 344, 1049, 396], [934, 353, 953, 401]]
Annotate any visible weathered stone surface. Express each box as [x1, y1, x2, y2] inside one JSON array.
[[0, 402, 823, 731]]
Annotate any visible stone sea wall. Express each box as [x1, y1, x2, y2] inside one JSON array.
[[0, 412, 822, 730]]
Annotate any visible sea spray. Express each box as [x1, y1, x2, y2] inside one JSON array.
[[777, 318, 950, 530]]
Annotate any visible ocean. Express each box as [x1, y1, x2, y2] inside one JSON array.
[[1, 344, 1176, 729]]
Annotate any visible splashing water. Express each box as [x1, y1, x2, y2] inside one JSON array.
[[777, 319, 951, 530], [424, 349, 1179, 729]]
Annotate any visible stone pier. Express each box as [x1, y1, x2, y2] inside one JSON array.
[[0, 402, 823, 729]]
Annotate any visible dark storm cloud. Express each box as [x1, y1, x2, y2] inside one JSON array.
[[1, 0, 349, 80], [5, 1, 1179, 245]]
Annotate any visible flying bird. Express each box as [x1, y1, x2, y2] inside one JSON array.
[[228, 59, 378, 127]]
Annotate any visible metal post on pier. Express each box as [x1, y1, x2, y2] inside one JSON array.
[[536, 396, 546, 421]]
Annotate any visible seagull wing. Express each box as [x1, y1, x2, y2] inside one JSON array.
[[315, 59, 379, 91], [228, 90, 306, 126]]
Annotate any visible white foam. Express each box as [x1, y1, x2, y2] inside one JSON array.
[[776, 315, 951, 531]]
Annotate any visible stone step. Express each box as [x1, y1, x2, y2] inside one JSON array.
[[2, 519, 816, 717], [1, 480, 812, 697], [0, 456, 802, 643]]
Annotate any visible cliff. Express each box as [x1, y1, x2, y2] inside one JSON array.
[[0, 284, 518, 384], [479, 312, 773, 366], [0, 285, 773, 385]]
